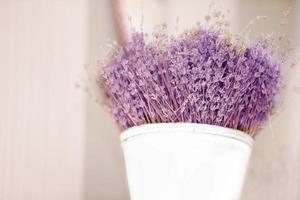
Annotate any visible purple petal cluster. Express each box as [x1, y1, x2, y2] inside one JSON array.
[[99, 27, 281, 136]]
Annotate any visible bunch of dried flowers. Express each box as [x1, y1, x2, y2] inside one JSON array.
[[99, 23, 283, 136]]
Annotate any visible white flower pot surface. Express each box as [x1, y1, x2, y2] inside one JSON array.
[[120, 123, 253, 200]]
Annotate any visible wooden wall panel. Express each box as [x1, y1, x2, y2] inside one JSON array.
[[0, 1, 88, 199]]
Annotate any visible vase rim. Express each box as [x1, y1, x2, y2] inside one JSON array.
[[120, 123, 254, 147]]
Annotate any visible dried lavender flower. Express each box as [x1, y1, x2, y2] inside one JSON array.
[[99, 25, 282, 137]]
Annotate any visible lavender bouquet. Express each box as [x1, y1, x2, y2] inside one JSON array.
[[96, 12, 293, 199], [99, 23, 282, 137]]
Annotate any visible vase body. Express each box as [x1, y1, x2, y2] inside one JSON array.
[[120, 123, 253, 200]]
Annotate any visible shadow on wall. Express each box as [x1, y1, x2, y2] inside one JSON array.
[[237, 1, 300, 200], [84, 0, 129, 200]]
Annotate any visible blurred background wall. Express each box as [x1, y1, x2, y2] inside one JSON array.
[[0, 0, 299, 200], [0, 1, 87, 199]]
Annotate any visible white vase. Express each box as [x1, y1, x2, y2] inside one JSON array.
[[120, 123, 253, 200]]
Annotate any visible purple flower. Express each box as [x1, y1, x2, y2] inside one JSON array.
[[99, 27, 282, 136]]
